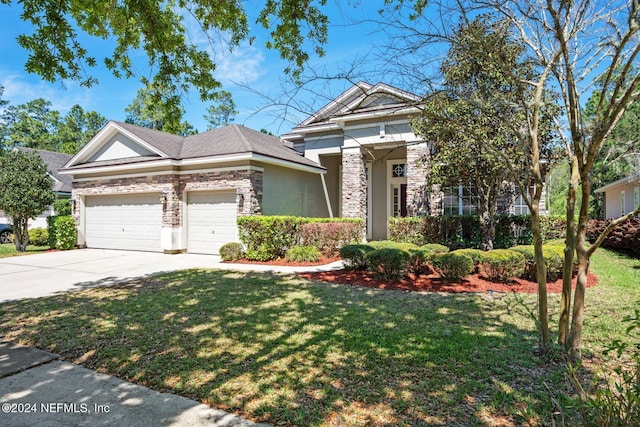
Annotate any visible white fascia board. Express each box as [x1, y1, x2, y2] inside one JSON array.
[[288, 122, 342, 135], [300, 82, 373, 127], [329, 106, 421, 127], [594, 174, 640, 193], [64, 122, 169, 168], [61, 153, 325, 177]]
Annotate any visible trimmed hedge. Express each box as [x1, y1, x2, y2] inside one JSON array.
[[510, 244, 565, 282], [340, 244, 374, 270], [431, 252, 474, 281], [53, 216, 77, 250], [366, 247, 411, 281], [388, 215, 566, 249], [238, 216, 363, 261], [300, 222, 361, 256], [286, 246, 321, 263], [452, 248, 484, 273], [478, 249, 525, 282]]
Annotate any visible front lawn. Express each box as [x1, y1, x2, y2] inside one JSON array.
[[0, 243, 50, 258], [0, 248, 638, 425]]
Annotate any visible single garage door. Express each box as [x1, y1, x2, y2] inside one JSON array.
[[85, 193, 162, 252], [187, 191, 237, 255]]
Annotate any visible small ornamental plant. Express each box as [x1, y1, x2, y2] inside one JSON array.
[[286, 246, 321, 263]]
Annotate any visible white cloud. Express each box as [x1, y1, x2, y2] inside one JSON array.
[[0, 70, 92, 113]]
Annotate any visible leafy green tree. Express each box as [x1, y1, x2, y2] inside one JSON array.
[[414, 17, 531, 251], [57, 105, 107, 154], [204, 91, 238, 129], [125, 85, 195, 136], [0, 150, 55, 251], [4, 0, 329, 124], [0, 98, 61, 151]]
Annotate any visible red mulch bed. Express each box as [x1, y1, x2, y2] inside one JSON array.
[[298, 269, 599, 294]]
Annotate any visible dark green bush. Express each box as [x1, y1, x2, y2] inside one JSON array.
[[366, 247, 411, 281], [53, 199, 72, 216], [286, 246, 321, 263], [510, 245, 564, 281], [219, 242, 244, 261], [28, 227, 49, 247], [388, 215, 567, 249], [431, 252, 473, 281], [479, 249, 526, 282], [53, 216, 76, 250], [452, 248, 484, 273], [46, 215, 59, 248], [340, 244, 374, 270], [421, 243, 449, 254], [407, 247, 433, 275]]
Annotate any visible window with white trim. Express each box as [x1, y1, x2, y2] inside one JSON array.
[[442, 185, 478, 216], [634, 187, 639, 210], [621, 190, 626, 215], [513, 193, 530, 215]]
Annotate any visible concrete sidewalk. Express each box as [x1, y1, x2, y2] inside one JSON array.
[[0, 342, 269, 427]]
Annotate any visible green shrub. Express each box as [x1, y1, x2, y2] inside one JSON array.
[[238, 216, 363, 261], [510, 244, 564, 281], [53, 199, 72, 216], [286, 246, 321, 263], [366, 247, 411, 281], [53, 216, 77, 250], [407, 247, 433, 275], [28, 227, 49, 247], [431, 252, 473, 281], [452, 248, 484, 273], [46, 215, 59, 248], [340, 244, 374, 270], [245, 245, 273, 262], [388, 216, 428, 246], [300, 222, 361, 256], [219, 242, 244, 261], [421, 243, 449, 254], [479, 249, 526, 282]]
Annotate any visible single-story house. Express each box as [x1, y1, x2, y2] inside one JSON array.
[[60, 122, 327, 254], [282, 81, 546, 240], [1, 147, 72, 229], [595, 173, 640, 218], [60, 81, 545, 254]]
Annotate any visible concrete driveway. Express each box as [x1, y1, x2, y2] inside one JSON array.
[[0, 249, 220, 302]]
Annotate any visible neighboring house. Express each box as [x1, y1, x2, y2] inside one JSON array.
[[595, 173, 640, 219], [60, 121, 326, 254], [282, 81, 545, 240], [0, 147, 72, 229]]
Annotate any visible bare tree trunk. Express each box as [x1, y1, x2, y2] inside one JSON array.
[[531, 205, 549, 351], [568, 249, 589, 361], [12, 217, 29, 252], [559, 157, 579, 346]]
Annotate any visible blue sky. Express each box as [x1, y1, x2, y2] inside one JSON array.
[[0, 1, 403, 136]]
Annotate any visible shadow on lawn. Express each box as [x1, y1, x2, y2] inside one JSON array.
[[0, 269, 579, 426]]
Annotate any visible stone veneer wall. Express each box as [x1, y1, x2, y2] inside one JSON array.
[[341, 149, 367, 222], [71, 169, 263, 227], [406, 142, 430, 216]]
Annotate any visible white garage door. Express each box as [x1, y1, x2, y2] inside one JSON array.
[[85, 193, 162, 252], [187, 191, 238, 255]]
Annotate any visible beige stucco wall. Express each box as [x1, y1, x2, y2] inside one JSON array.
[[261, 164, 328, 217], [604, 181, 640, 219]]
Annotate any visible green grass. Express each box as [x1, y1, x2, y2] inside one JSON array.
[[0, 243, 50, 258], [0, 248, 638, 426]]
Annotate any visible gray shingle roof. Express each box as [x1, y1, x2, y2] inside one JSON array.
[[16, 147, 73, 194], [75, 121, 323, 171]]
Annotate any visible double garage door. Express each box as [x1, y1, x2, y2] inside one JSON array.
[[85, 191, 237, 254]]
